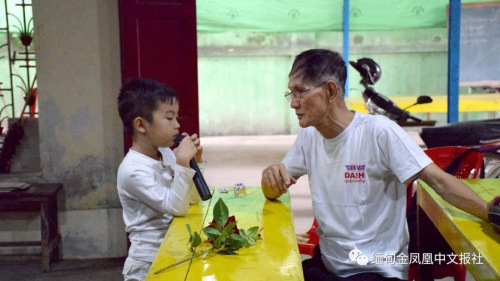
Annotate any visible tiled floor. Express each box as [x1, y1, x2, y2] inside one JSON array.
[[202, 135, 314, 235], [0, 257, 125, 281], [0, 134, 477, 281]]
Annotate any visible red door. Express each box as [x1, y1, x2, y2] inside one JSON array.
[[118, 0, 199, 152]]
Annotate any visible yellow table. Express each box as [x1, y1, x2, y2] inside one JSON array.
[[417, 178, 500, 281], [145, 187, 304, 280]]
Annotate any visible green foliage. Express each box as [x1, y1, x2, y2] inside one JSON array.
[[12, 74, 36, 106], [212, 197, 229, 227], [8, 13, 33, 38], [240, 226, 261, 247], [155, 198, 263, 274], [203, 227, 221, 241], [13, 74, 30, 96], [186, 224, 201, 253], [187, 198, 262, 255]]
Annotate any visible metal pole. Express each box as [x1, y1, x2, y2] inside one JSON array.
[[447, 0, 461, 123], [343, 0, 349, 97], [3, 0, 15, 117]]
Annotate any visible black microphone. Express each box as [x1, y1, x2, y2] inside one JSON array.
[[174, 135, 212, 201]]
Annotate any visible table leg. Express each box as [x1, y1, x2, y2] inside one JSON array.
[[417, 204, 434, 281], [40, 197, 60, 272]]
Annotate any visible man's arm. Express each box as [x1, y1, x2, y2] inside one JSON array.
[[261, 163, 296, 200], [418, 163, 492, 221]]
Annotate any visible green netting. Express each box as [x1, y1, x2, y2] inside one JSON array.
[[0, 0, 496, 33], [196, 0, 498, 32]]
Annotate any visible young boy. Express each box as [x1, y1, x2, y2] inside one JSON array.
[[117, 78, 201, 281]]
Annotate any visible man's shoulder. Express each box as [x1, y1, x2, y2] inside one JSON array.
[[355, 112, 400, 131], [356, 112, 393, 124], [295, 127, 322, 144]]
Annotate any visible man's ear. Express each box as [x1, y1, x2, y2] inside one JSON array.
[[326, 81, 340, 101], [132, 117, 147, 134]]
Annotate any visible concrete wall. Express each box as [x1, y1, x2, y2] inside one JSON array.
[[197, 30, 495, 136], [197, 31, 447, 135], [0, 0, 127, 259], [34, 0, 126, 258]]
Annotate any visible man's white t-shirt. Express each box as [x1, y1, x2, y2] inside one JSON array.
[[283, 112, 432, 279]]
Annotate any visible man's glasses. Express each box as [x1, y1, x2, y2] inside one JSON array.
[[284, 82, 326, 102]]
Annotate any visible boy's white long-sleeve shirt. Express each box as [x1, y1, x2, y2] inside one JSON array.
[[117, 147, 200, 262]]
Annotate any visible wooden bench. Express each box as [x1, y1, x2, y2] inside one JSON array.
[[0, 183, 62, 272]]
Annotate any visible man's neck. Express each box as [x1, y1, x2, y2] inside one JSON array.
[[316, 109, 355, 139]]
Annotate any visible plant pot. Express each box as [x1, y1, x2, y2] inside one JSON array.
[[20, 36, 32, 47]]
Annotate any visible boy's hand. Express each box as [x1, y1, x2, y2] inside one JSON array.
[[174, 133, 201, 168]]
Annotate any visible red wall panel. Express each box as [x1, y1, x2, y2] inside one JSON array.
[[118, 0, 199, 152]]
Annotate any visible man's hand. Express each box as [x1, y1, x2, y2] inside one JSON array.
[[487, 195, 500, 221], [261, 163, 296, 200]]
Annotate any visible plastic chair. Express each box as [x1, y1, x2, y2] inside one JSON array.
[[408, 146, 483, 281], [296, 219, 319, 257], [423, 146, 483, 179]]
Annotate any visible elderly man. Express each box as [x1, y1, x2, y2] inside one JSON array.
[[261, 49, 499, 281]]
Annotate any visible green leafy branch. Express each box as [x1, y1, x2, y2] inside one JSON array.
[[189, 198, 262, 255], [154, 198, 262, 274]]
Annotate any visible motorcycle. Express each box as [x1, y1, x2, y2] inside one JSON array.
[[420, 119, 500, 178], [349, 58, 435, 126], [349, 57, 500, 177]]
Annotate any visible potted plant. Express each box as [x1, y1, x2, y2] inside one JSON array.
[[8, 13, 34, 47]]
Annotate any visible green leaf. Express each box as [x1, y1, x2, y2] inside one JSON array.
[[227, 233, 246, 248], [186, 224, 193, 240], [213, 198, 229, 227], [245, 236, 256, 247], [213, 232, 225, 249], [27, 18, 33, 32], [191, 232, 201, 248], [222, 221, 237, 236], [12, 74, 28, 93], [246, 226, 260, 237], [203, 227, 221, 241]]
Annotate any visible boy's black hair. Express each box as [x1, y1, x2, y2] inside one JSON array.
[[290, 49, 347, 95], [118, 78, 179, 134]]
